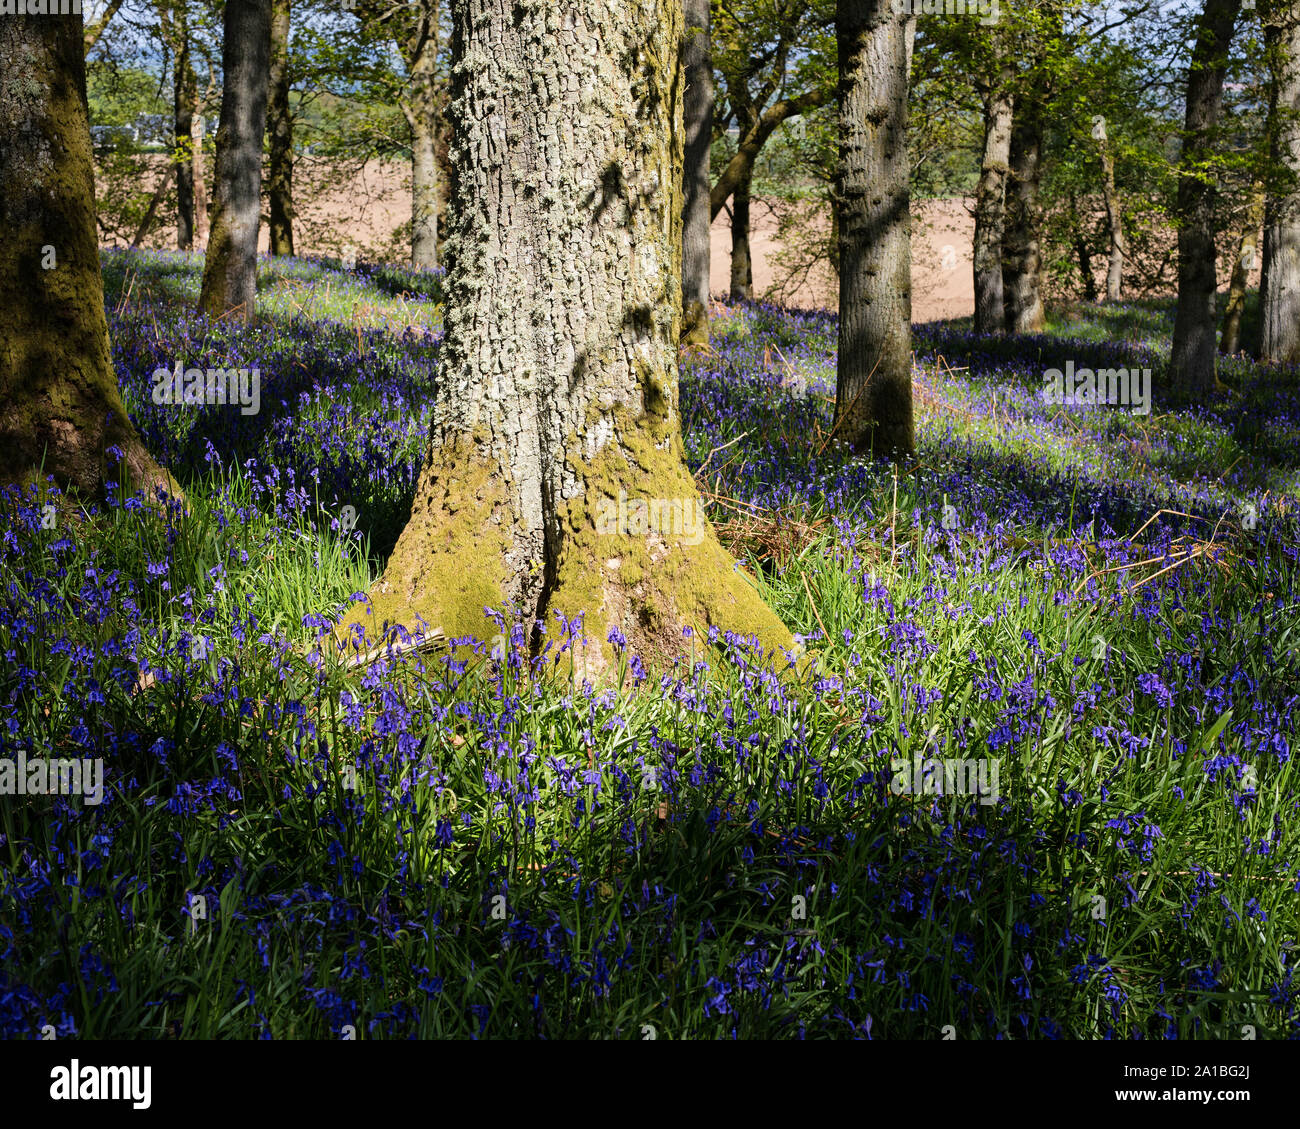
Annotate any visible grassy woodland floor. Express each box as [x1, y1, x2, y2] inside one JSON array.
[[1, 249, 1298, 1038]]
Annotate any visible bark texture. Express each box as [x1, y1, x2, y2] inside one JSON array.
[[342, 0, 791, 679], [833, 0, 914, 460], [972, 84, 1012, 335], [0, 14, 178, 501], [267, 0, 295, 257], [1262, 2, 1300, 363], [1170, 0, 1241, 393], [680, 0, 711, 346], [197, 0, 271, 323], [1002, 98, 1045, 334]]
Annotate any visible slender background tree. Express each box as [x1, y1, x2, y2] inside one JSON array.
[[680, 0, 713, 346], [267, 0, 296, 257], [1261, 0, 1300, 362], [833, 0, 915, 460], [1170, 0, 1242, 394], [197, 0, 272, 322]]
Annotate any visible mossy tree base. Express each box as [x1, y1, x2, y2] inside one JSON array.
[[680, 302, 711, 352], [338, 434, 516, 652], [550, 426, 791, 681], [0, 14, 180, 506], [340, 419, 792, 685]]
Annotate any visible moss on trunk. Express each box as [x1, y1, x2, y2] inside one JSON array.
[[0, 14, 179, 504]]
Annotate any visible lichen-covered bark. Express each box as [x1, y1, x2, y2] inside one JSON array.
[[1002, 98, 1045, 335], [680, 0, 711, 346], [197, 0, 271, 322], [1171, 0, 1241, 393], [1262, 1, 1300, 364], [344, 0, 792, 680], [832, 0, 914, 460], [972, 83, 1012, 336], [267, 0, 295, 257], [0, 14, 178, 501]]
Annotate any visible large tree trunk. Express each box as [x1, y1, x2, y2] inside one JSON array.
[[729, 165, 754, 301], [267, 0, 295, 257], [1261, 1, 1300, 364], [399, 2, 441, 271], [1095, 117, 1126, 301], [1221, 185, 1263, 355], [197, 0, 271, 323], [832, 0, 914, 460], [0, 14, 177, 501], [341, 0, 791, 680], [680, 0, 712, 346], [1002, 98, 1045, 334], [165, 2, 197, 252], [1170, 0, 1241, 394], [972, 84, 1012, 336]]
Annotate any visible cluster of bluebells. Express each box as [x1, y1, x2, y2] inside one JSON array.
[[0, 265, 1296, 1038]]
